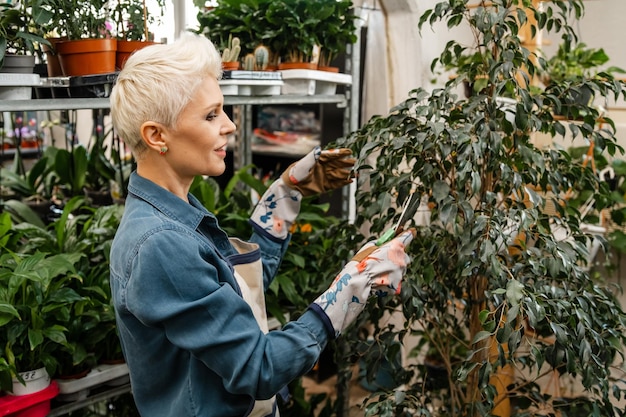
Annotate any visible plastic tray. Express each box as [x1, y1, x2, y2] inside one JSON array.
[[0, 381, 59, 417], [279, 69, 352, 95]]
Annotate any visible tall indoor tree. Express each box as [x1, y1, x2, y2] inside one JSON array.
[[333, 0, 626, 416]]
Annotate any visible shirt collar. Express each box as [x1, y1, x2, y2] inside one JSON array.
[[127, 171, 214, 230]]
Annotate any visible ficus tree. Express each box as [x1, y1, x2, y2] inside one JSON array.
[[332, 0, 626, 416]]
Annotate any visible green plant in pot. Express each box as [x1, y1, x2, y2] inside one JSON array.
[[83, 110, 117, 206], [0, 146, 62, 224], [265, 0, 326, 67], [113, 0, 165, 70], [3, 198, 125, 377], [194, 0, 275, 66], [539, 40, 625, 119], [315, 0, 358, 70], [0, 212, 85, 391], [330, 1, 626, 416], [113, 0, 164, 41], [0, 0, 52, 72], [40, 0, 116, 76]]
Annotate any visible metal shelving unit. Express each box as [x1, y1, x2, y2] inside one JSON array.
[[0, 94, 349, 172]]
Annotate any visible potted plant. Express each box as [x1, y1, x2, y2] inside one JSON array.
[[194, 0, 274, 67], [83, 110, 117, 206], [41, 0, 117, 76], [0, 148, 60, 223], [113, 0, 165, 70], [220, 34, 241, 70], [1, 198, 124, 382], [329, 1, 626, 416], [0, 214, 85, 393], [265, 0, 321, 68], [315, 0, 358, 72], [0, 0, 52, 73], [540, 40, 625, 118]]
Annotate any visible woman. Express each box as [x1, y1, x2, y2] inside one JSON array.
[[109, 32, 414, 417]]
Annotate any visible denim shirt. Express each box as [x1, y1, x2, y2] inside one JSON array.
[[109, 172, 331, 417]]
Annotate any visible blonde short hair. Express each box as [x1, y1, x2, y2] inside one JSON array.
[[110, 33, 223, 159]]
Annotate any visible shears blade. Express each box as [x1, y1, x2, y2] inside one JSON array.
[[376, 191, 421, 246]]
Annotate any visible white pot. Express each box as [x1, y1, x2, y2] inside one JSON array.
[[10, 367, 51, 396]]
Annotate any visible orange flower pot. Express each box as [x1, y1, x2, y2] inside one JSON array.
[[56, 38, 118, 77], [116, 40, 157, 70]]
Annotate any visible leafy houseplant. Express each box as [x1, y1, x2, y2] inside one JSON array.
[[112, 0, 165, 69], [0, 198, 125, 381], [315, 0, 358, 70], [41, 0, 117, 76], [0, 0, 52, 70], [0, 148, 60, 220], [113, 0, 164, 41], [265, 0, 325, 66], [194, 0, 276, 66], [540, 41, 625, 118], [0, 211, 85, 391], [329, 1, 626, 416], [42, 0, 111, 41], [541, 42, 615, 85]]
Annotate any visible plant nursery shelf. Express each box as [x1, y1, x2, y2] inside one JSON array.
[[0, 95, 347, 112], [47, 383, 131, 417]]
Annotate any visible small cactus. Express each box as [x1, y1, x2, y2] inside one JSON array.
[[243, 54, 255, 71], [221, 35, 241, 63], [254, 45, 269, 71]]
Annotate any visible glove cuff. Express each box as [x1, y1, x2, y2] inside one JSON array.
[[307, 303, 338, 339]]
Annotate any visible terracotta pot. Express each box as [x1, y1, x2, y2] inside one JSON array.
[[43, 37, 67, 77], [116, 40, 157, 70], [277, 62, 318, 71], [222, 61, 240, 71], [56, 38, 118, 77]]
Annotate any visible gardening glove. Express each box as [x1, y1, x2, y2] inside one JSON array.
[[250, 146, 355, 240], [281, 147, 355, 196], [310, 229, 415, 338]]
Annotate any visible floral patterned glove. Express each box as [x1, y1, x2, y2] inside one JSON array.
[[250, 146, 355, 240], [310, 229, 415, 338]]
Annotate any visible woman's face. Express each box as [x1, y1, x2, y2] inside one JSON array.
[[164, 77, 236, 178]]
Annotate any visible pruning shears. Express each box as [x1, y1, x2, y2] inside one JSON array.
[[376, 191, 421, 246]]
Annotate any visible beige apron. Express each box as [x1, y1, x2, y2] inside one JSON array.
[[229, 238, 279, 417]]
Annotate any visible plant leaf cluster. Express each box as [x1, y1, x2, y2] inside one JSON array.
[[0, 0, 52, 65], [194, 0, 358, 67], [0, 199, 124, 390]]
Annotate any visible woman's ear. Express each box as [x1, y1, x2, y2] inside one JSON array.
[[141, 121, 166, 153]]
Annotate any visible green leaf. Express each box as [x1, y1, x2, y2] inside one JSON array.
[[506, 279, 524, 305]]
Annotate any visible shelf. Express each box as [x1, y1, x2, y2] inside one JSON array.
[[0, 147, 42, 161], [0, 95, 347, 112], [47, 383, 131, 417]]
